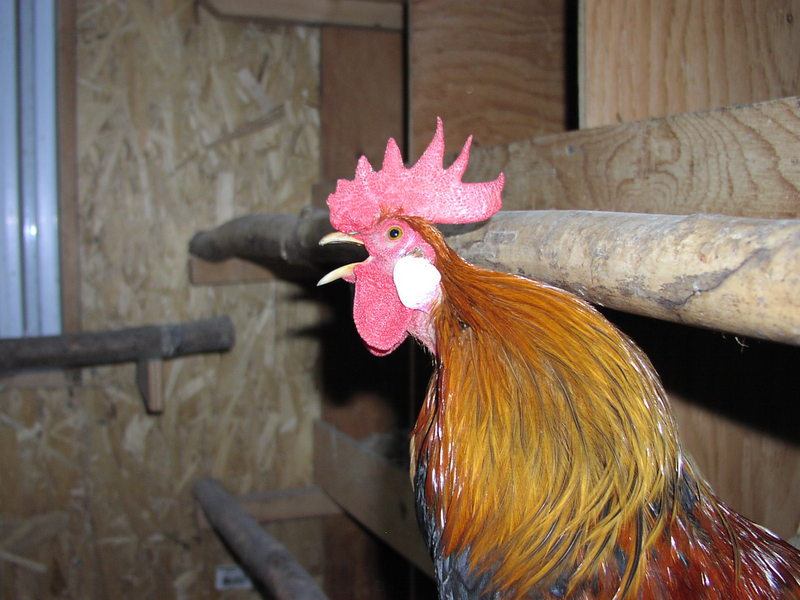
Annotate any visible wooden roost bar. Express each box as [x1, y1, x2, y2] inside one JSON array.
[[3, 0, 799, 598]]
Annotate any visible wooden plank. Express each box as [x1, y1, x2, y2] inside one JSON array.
[[136, 359, 163, 414], [409, 0, 568, 157], [320, 27, 405, 181], [203, 0, 403, 30], [188, 256, 275, 285], [580, 0, 800, 128], [195, 486, 341, 529], [671, 396, 800, 540], [467, 95, 800, 218], [57, 0, 80, 335], [313, 420, 433, 577]]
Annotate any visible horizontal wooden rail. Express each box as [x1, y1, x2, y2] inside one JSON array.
[[193, 478, 329, 600], [449, 211, 800, 346], [190, 210, 800, 345], [0, 316, 235, 372], [202, 0, 404, 30]]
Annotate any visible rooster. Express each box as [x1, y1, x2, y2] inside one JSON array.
[[317, 119, 800, 599]]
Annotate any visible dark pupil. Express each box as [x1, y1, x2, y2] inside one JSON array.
[[389, 228, 401, 239]]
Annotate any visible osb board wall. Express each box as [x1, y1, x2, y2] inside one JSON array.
[[1, 1, 323, 598]]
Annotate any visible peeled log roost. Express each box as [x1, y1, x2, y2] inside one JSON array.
[[189, 210, 800, 346], [192, 478, 329, 600]]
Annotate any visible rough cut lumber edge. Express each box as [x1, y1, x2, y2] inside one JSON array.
[[192, 478, 329, 600], [57, 0, 80, 336], [0, 316, 235, 372], [467, 96, 800, 219], [136, 359, 164, 414], [448, 211, 800, 346], [202, 0, 404, 30], [313, 420, 434, 577], [195, 486, 342, 529]]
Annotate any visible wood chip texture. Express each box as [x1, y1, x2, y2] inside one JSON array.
[[1, 1, 323, 597]]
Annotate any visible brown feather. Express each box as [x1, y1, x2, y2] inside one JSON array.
[[407, 219, 800, 599]]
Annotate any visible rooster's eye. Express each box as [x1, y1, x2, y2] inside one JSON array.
[[386, 226, 403, 240]]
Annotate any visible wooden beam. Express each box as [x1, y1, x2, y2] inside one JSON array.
[[313, 420, 433, 577], [202, 0, 404, 30], [467, 95, 800, 219], [193, 478, 329, 600], [195, 486, 341, 529], [0, 316, 235, 372]]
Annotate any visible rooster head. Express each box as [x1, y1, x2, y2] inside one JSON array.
[[318, 119, 505, 356]]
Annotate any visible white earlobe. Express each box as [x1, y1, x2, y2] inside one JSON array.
[[393, 256, 441, 311]]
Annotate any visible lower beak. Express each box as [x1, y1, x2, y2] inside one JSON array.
[[317, 232, 366, 286]]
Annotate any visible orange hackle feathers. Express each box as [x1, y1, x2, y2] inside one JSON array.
[[408, 219, 800, 599]]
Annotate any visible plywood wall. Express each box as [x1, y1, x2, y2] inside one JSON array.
[[581, 0, 800, 127], [1, 1, 323, 597], [409, 0, 570, 157]]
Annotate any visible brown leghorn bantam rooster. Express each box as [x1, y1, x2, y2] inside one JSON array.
[[317, 119, 800, 599]]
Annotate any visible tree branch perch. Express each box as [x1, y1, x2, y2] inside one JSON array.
[[189, 210, 800, 345]]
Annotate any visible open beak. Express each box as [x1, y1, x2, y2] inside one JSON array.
[[317, 232, 365, 286]]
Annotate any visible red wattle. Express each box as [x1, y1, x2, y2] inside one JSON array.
[[352, 261, 412, 356]]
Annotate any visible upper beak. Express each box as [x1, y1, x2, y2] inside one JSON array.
[[317, 232, 365, 286], [319, 232, 364, 247]]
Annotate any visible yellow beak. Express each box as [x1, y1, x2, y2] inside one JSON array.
[[319, 232, 364, 247], [317, 232, 366, 286]]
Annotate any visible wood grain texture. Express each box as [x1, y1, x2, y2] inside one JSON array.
[[321, 27, 405, 180], [314, 420, 433, 577], [671, 396, 800, 540], [409, 0, 568, 158], [468, 95, 800, 218], [449, 211, 800, 346], [1, 7, 325, 598], [581, 0, 800, 127], [58, 0, 80, 335]]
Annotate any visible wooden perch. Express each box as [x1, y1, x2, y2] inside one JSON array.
[[0, 316, 235, 372], [448, 211, 800, 346], [193, 478, 329, 600], [189, 207, 365, 281], [190, 209, 800, 345]]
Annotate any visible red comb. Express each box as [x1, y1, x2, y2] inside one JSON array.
[[327, 118, 504, 233]]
